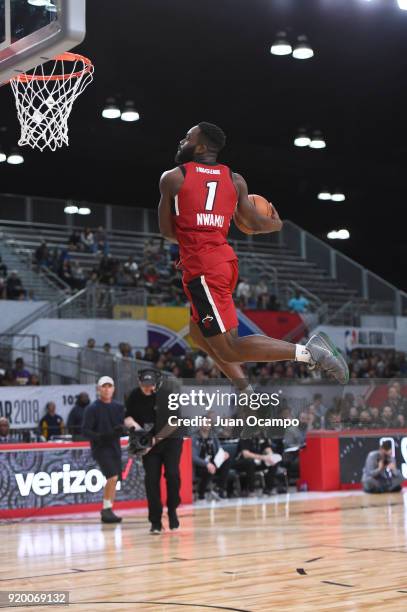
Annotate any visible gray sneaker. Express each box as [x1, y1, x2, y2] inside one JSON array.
[[305, 332, 349, 385]]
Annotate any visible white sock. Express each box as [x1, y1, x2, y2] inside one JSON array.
[[103, 499, 113, 510], [295, 344, 312, 363]]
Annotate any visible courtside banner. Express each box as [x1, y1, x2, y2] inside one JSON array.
[[0, 385, 96, 429], [0, 445, 145, 513]]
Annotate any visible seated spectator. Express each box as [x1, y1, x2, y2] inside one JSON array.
[[396, 414, 406, 428], [87, 338, 96, 349], [288, 290, 309, 314], [29, 374, 40, 386], [80, 227, 95, 253], [385, 384, 406, 417], [253, 277, 269, 309], [95, 226, 109, 255], [35, 240, 50, 267], [0, 417, 19, 443], [362, 440, 403, 493], [123, 255, 140, 281], [368, 406, 382, 428], [192, 420, 231, 499], [0, 369, 15, 386], [6, 270, 25, 300], [143, 265, 159, 291], [359, 409, 372, 429], [182, 357, 196, 378], [325, 409, 342, 431], [67, 392, 90, 440], [235, 433, 286, 496], [103, 342, 112, 353], [68, 229, 82, 251], [12, 358, 31, 385], [380, 405, 397, 428], [236, 277, 251, 308], [344, 406, 360, 429], [143, 346, 159, 363], [39, 402, 64, 441], [0, 255, 7, 277], [59, 260, 74, 287], [70, 261, 87, 290], [267, 294, 280, 311], [116, 342, 133, 359]]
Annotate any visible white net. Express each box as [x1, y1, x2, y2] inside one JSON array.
[[10, 53, 94, 152]]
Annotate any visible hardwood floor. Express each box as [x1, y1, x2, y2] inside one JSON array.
[[1, 491, 407, 611]]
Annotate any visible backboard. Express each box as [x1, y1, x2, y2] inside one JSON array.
[[0, 0, 86, 86]]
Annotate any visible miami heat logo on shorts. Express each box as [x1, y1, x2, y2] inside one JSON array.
[[202, 314, 213, 329]]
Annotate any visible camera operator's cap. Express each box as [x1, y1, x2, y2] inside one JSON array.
[[139, 370, 156, 384], [97, 376, 114, 386]]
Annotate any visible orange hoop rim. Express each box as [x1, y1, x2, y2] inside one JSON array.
[[13, 52, 93, 83]]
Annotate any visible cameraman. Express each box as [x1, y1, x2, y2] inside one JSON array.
[[362, 440, 403, 493], [124, 370, 183, 534], [82, 376, 125, 523]]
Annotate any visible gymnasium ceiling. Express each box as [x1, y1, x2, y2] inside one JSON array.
[[0, 0, 406, 289]]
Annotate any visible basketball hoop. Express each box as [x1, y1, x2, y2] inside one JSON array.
[[10, 52, 94, 152]]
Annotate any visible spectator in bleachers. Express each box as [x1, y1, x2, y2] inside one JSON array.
[[0, 369, 15, 386], [308, 393, 327, 424], [236, 277, 251, 308], [35, 240, 50, 267], [80, 227, 95, 253], [380, 405, 397, 429], [359, 409, 372, 429], [87, 338, 96, 349], [39, 402, 64, 441], [368, 406, 381, 428], [103, 342, 112, 353], [384, 384, 406, 417], [12, 358, 31, 386], [288, 290, 309, 314], [29, 374, 40, 386], [6, 270, 25, 300], [67, 392, 90, 440], [68, 229, 82, 251], [95, 226, 109, 255], [253, 277, 269, 309], [0, 255, 7, 277], [193, 420, 231, 499], [143, 346, 159, 363], [123, 255, 140, 282], [267, 294, 280, 311], [325, 409, 342, 430], [0, 417, 19, 443], [182, 357, 196, 378], [70, 260, 87, 290], [116, 342, 133, 359], [0, 275, 5, 299]]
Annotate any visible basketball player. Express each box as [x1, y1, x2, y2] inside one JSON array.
[[158, 122, 349, 388]]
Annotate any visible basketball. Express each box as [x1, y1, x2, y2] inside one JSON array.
[[233, 194, 274, 235]]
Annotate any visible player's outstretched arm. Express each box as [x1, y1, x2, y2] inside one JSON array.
[[234, 173, 283, 234], [158, 168, 183, 243]]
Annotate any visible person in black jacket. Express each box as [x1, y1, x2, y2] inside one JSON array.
[[82, 376, 125, 524], [125, 370, 183, 534], [67, 392, 90, 440]]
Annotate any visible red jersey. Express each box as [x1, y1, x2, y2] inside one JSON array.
[[173, 161, 238, 276]]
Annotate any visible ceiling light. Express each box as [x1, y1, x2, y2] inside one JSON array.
[[398, 0, 407, 9], [294, 128, 311, 147], [292, 35, 314, 60], [270, 31, 292, 56], [7, 149, 24, 165], [64, 205, 78, 214], [78, 207, 91, 215], [327, 229, 350, 240], [309, 130, 326, 149], [45, 1, 57, 13], [318, 191, 332, 200], [102, 98, 121, 119], [331, 191, 346, 202], [0, 147, 6, 163], [27, 0, 50, 6], [121, 101, 140, 122]]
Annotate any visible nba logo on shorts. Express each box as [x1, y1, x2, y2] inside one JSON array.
[[202, 314, 213, 329]]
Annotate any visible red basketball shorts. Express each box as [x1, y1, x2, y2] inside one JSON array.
[[182, 259, 239, 337]]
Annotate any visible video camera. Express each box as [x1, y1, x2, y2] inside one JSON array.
[[127, 423, 155, 456]]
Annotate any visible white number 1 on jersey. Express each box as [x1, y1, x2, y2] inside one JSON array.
[[204, 181, 218, 211]]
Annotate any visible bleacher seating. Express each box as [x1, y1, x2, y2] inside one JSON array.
[[0, 219, 361, 314]]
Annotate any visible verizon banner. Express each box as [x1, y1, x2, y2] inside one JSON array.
[[0, 385, 97, 429], [0, 446, 145, 513]]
